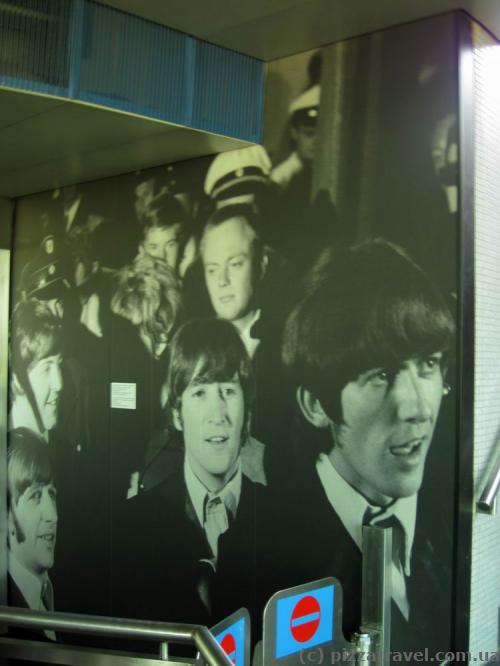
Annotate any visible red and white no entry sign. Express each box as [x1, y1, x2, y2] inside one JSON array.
[[290, 595, 321, 643], [220, 632, 237, 664]]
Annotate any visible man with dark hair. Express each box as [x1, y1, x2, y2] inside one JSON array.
[[10, 299, 63, 441], [273, 238, 455, 653], [7, 428, 58, 640], [9, 297, 88, 456], [9, 298, 100, 619], [115, 318, 265, 630], [200, 205, 268, 359]]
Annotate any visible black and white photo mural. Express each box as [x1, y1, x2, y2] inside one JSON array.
[[7, 12, 459, 661]]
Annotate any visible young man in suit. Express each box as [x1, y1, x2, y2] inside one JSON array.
[[9, 299, 63, 442], [271, 238, 455, 654], [200, 205, 268, 360], [9, 297, 100, 617], [114, 317, 265, 632], [7, 428, 58, 641]]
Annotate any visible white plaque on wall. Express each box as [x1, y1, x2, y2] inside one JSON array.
[[110, 382, 136, 410]]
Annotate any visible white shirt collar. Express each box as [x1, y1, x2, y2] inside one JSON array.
[[184, 457, 242, 528], [239, 309, 261, 359], [80, 293, 102, 338], [316, 453, 417, 575], [8, 551, 52, 611]]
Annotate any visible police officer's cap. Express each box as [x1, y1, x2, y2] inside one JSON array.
[[204, 146, 272, 201], [289, 85, 320, 126], [19, 235, 70, 300]]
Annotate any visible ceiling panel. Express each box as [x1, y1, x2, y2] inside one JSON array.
[[0, 89, 62, 130], [2, 0, 498, 197], [98, 0, 304, 41], [97, 0, 500, 60], [0, 89, 249, 198], [0, 98, 174, 172]]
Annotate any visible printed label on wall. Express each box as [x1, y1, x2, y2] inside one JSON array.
[[111, 382, 136, 410]]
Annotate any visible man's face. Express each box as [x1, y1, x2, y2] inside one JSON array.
[[142, 224, 181, 271], [292, 124, 318, 163], [9, 482, 58, 575], [176, 376, 245, 492], [202, 218, 257, 325], [329, 353, 445, 505], [27, 354, 63, 433]]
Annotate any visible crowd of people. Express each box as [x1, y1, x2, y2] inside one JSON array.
[[7, 79, 457, 658]]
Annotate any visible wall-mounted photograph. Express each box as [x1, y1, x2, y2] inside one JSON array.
[[7, 11, 459, 660]]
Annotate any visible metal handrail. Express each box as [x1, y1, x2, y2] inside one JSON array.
[[477, 442, 500, 514], [477, 463, 500, 514], [0, 606, 232, 666]]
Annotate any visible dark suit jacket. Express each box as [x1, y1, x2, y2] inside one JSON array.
[[113, 453, 266, 634], [391, 487, 452, 657], [260, 463, 362, 639], [262, 461, 452, 657], [7, 573, 54, 643], [109, 317, 170, 502]]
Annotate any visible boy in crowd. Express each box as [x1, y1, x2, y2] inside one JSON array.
[[138, 192, 191, 276], [115, 318, 265, 628]]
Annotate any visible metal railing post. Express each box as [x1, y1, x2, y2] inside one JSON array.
[[477, 442, 500, 514], [360, 524, 392, 666], [159, 641, 170, 660]]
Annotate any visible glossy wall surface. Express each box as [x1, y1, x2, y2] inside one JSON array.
[[6, 12, 463, 660]]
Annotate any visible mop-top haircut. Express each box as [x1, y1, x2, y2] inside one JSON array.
[[142, 193, 189, 235], [11, 299, 61, 371], [166, 317, 254, 423], [283, 238, 455, 424], [7, 428, 54, 512]]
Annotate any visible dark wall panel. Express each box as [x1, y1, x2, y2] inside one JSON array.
[[6, 12, 462, 659]]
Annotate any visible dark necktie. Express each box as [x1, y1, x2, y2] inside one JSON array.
[[363, 505, 407, 573], [363, 508, 410, 620], [198, 487, 237, 611], [204, 496, 229, 559], [41, 579, 54, 611], [203, 487, 237, 559], [41, 580, 56, 641]]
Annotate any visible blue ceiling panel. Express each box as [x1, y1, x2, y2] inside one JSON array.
[[0, 0, 264, 142]]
